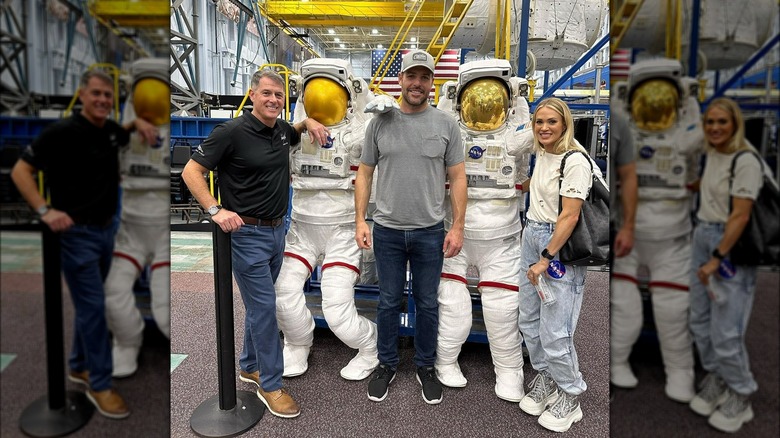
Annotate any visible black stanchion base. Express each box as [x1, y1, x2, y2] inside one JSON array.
[[19, 391, 94, 437], [190, 390, 265, 438]]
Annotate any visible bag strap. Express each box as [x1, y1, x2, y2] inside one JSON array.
[[558, 150, 595, 214], [728, 149, 764, 212]]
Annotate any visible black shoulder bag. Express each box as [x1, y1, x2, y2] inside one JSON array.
[[557, 150, 611, 266], [728, 150, 780, 266]]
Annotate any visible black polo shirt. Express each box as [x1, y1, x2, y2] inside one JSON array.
[[21, 112, 128, 225], [191, 112, 299, 219]]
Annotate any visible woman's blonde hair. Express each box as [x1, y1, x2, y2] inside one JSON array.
[[532, 97, 579, 155], [703, 97, 749, 154]]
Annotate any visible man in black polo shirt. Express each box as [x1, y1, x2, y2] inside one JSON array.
[[11, 68, 157, 419], [182, 68, 327, 418]]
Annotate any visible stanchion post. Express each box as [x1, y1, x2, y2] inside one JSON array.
[[189, 222, 263, 437], [19, 225, 94, 437]]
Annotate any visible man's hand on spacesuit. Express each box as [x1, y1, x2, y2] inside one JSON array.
[[364, 95, 400, 114], [132, 117, 159, 145], [303, 117, 330, 147]]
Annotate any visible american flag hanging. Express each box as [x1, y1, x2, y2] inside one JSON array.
[[370, 49, 461, 99]]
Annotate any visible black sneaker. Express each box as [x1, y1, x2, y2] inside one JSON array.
[[416, 366, 443, 405], [367, 364, 396, 402]]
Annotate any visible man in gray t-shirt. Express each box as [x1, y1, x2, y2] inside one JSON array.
[[609, 106, 637, 258], [354, 49, 467, 405]]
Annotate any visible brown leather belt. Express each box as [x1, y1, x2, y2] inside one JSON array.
[[239, 215, 284, 227]]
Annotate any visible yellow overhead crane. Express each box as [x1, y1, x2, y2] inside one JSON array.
[[609, 0, 644, 56], [261, 0, 449, 27], [87, 0, 170, 28]]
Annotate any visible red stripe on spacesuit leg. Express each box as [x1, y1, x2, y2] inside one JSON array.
[[283, 252, 313, 273], [321, 262, 360, 275], [113, 252, 143, 272], [150, 261, 170, 271], [648, 281, 689, 292], [440, 273, 467, 284], [611, 272, 639, 284], [478, 281, 519, 292]]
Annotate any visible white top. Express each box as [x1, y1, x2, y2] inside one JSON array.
[[697, 147, 765, 223], [527, 149, 593, 224]]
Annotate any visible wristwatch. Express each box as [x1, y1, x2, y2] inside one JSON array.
[[541, 248, 555, 261], [711, 248, 725, 260], [36, 205, 50, 216], [208, 205, 222, 216]]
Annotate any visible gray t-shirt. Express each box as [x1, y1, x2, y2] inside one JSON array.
[[361, 106, 464, 229], [609, 107, 634, 225]]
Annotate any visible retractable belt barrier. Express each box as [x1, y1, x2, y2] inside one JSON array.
[[0, 223, 96, 437], [188, 221, 264, 438]]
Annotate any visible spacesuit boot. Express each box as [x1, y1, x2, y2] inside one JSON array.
[[435, 278, 472, 387], [482, 287, 525, 401], [105, 256, 144, 378], [610, 273, 643, 388], [275, 259, 315, 377], [319, 267, 379, 380], [652, 287, 695, 402]]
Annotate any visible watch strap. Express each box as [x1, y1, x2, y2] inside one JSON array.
[[541, 248, 555, 261], [712, 248, 725, 260]]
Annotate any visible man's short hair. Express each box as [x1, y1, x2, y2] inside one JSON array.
[[251, 68, 285, 89], [80, 69, 114, 89]]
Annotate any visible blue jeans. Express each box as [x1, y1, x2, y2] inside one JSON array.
[[689, 222, 758, 395], [60, 223, 118, 392], [518, 220, 587, 395], [372, 221, 445, 368], [232, 222, 286, 392]]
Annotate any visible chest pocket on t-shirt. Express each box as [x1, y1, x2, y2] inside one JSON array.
[[420, 136, 445, 158]]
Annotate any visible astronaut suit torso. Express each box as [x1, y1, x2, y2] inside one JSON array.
[[104, 58, 171, 378], [434, 59, 532, 401], [275, 59, 379, 380], [610, 58, 703, 400]]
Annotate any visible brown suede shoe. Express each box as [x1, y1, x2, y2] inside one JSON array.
[[68, 369, 89, 386], [239, 370, 260, 387], [87, 388, 130, 419], [257, 388, 300, 418]]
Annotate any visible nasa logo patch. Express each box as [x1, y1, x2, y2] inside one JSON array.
[[639, 145, 655, 159], [468, 146, 485, 159]]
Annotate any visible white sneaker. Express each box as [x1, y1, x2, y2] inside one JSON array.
[[610, 362, 638, 388], [665, 368, 695, 403], [690, 373, 728, 416], [282, 344, 310, 378], [708, 389, 754, 433], [340, 350, 379, 381], [519, 371, 559, 416], [435, 362, 467, 388], [112, 344, 140, 378], [538, 390, 583, 433], [494, 368, 524, 402]]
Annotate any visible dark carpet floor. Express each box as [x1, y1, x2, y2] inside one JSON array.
[[170, 270, 611, 438]]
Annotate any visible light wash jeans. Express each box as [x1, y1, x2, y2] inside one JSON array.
[[518, 219, 588, 395], [689, 221, 758, 395]]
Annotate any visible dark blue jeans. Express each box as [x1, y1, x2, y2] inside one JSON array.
[[60, 223, 118, 392], [231, 222, 286, 392], [372, 221, 445, 369]]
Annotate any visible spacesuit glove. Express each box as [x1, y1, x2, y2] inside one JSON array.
[[364, 95, 400, 114]]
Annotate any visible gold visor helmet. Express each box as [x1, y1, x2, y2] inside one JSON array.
[[133, 77, 170, 126], [630, 79, 679, 131], [459, 78, 509, 131], [303, 77, 349, 126]]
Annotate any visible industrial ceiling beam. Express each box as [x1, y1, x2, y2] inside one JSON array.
[[88, 0, 170, 28], [262, 0, 447, 27]]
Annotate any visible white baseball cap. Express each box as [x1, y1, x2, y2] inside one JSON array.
[[401, 50, 435, 74]]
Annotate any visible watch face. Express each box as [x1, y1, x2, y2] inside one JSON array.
[[209, 206, 219, 215]]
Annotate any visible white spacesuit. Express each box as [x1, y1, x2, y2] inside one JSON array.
[[103, 58, 171, 377], [435, 59, 532, 402], [610, 58, 704, 402], [274, 58, 378, 380]]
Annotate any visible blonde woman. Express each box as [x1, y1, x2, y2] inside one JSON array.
[[688, 97, 770, 433], [516, 97, 595, 432]]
